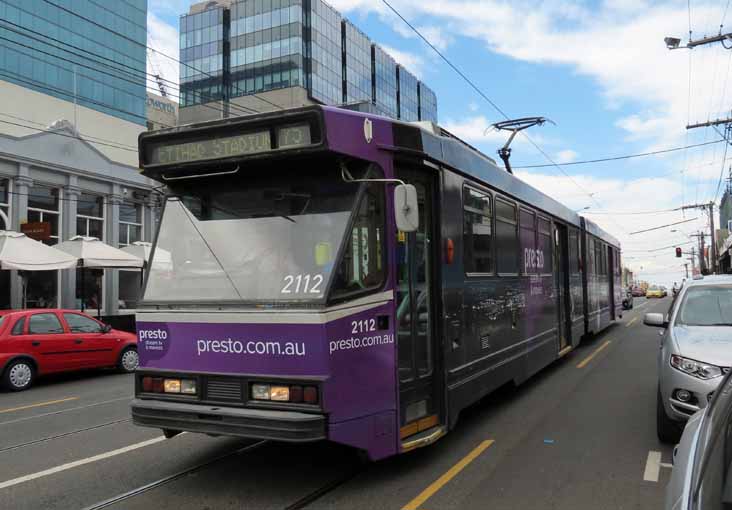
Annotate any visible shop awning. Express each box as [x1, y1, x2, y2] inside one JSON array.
[[0, 231, 78, 271], [55, 236, 144, 268]]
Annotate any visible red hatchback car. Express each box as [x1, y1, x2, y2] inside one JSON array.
[[0, 309, 138, 391]]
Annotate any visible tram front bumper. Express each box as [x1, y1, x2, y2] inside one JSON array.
[[131, 399, 326, 442]]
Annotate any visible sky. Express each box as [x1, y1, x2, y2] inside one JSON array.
[[146, 0, 732, 287]]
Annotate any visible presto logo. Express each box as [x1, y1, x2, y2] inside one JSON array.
[[137, 324, 171, 361], [138, 329, 168, 340]]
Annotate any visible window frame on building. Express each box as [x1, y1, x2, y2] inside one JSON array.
[[0, 177, 11, 231]]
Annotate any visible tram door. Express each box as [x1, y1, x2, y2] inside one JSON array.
[[608, 246, 616, 318], [555, 223, 571, 352], [395, 168, 440, 439]]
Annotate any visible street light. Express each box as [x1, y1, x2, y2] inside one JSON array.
[[664, 36, 682, 49]]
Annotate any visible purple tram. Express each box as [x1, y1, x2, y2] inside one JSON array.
[[131, 106, 622, 461]]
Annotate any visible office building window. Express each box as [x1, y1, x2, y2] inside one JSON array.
[[419, 82, 438, 123], [119, 202, 143, 247], [398, 66, 419, 122], [179, 6, 225, 106], [308, 0, 343, 105], [345, 21, 371, 104], [373, 45, 397, 118]]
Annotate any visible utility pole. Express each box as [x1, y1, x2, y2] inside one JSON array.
[[681, 203, 718, 273]]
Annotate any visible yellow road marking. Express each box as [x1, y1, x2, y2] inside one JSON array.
[[626, 317, 638, 328], [577, 340, 612, 369], [0, 396, 79, 414], [402, 440, 495, 510]]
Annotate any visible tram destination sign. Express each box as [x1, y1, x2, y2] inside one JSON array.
[[144, 123, 314, 167], [146, 130, 272, 165]]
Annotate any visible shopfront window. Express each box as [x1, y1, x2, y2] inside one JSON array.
[[26, 185, 60, 308], [119, 270, 141, 310], [76, 268, 103, 312], [119, 202, 142, 247]]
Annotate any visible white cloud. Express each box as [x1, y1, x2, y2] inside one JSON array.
[[147, 12, 180, 98], [555, 149, 578, 164]]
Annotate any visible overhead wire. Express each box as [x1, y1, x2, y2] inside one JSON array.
[[39, 0, 285, 113], [379, 0, 629, 235], [513, 139, 725, 169], [0, 18, 259, 120], [0, 118, 138, 153]]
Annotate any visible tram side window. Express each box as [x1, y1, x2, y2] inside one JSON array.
[[463, 186, 493, 274], [587, 238, 595, 275], [568, 230, 580, 274], [538, 217, 553, 275], [495, 198, 519, 275], [330, 183, 386, 299], [520, 208, 536, 275]]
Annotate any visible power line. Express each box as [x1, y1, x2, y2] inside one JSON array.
[[0, 118, 138, 153], [629, 217, 699, 235], [379, 0, 625, 234], [40, 0, 283, 113], [513, 139, 725, 169], [0, 18, 259, 120]]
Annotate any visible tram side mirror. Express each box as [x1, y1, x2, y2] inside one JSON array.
[[394, 184, 419, 233]]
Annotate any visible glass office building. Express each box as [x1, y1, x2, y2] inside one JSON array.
[[0, 0, 147, 125], [180, 6, 226, 107], [180, 0, 437, 123]]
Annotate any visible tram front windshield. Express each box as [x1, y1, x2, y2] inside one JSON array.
[[144, 163, 383, 303]]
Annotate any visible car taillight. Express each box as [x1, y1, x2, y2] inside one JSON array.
[[250, 383, 318, 404]]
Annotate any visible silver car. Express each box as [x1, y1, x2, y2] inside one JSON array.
[[665, 370, 732, 510], [644, 275, 732, 443]]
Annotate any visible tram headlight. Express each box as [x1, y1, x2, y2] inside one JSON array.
[[181, 379, 197, 395], [164, 379, 181, 393], [270, 386, 290, 401], [252, 384, 271, 400]]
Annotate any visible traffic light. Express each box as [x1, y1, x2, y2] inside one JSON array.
[[675, 247, 682, 258]]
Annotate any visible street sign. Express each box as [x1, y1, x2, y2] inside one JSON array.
[[21, 221, 51, 241]]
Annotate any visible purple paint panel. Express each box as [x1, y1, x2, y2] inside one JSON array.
[[137, 321, 329, 376]]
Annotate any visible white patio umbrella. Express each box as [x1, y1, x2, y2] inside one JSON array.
[[0, 231, 78, 308], [54, 236, 143, 315]]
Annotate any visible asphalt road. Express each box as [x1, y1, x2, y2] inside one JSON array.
[[0, 297, 675, 510]]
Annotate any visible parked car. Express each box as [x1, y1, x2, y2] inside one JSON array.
[[646, 285, 665, 298], [643, 275, 732, 443], [622, 288, 634, 310], [665, 369, 732, 510], [631, 286, 645, 297], [0, 309, 138, 391]]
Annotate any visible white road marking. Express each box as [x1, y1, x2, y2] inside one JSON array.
[[643, 451, 672, 482], [0, 436, 167, 490]]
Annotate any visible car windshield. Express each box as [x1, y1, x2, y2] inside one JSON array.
[[143, 162, 383, 303], [649, 285, 659, 290], [676, 285, 732, 326]]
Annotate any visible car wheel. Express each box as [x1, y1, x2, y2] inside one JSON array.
[[657, 387, 682, 444], [3, 359, 35, 391], [118, 347, 139, 373]]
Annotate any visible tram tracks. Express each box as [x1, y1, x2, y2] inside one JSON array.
[[78, 437, 365, 510], [0, 418, 131, 454]]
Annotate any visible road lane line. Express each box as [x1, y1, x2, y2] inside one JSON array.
[[576, 340, 612, 369], [0, 397, 79, 414], [0, 396, 130, 426], [401, 440, 494, 510], [626, 317, 638, 328], [0, 436, 167, 490], [643, 451, 662, 482]]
